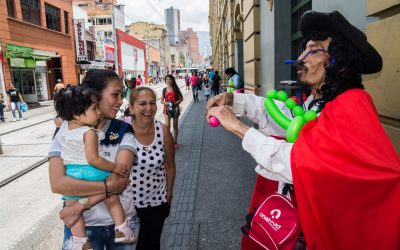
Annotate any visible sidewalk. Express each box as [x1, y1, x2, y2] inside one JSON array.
[[160, 94, 257, 249], [0, 101, 55, 136]]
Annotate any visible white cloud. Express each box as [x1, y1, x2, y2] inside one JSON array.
[[118, 0, 209, 32]]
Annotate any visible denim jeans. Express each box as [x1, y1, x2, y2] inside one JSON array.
[[10, 102, 22, 119], [62, 215, 140, 250]]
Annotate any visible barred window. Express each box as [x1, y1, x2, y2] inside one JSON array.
[[45, 3, 60, 31], [7, 0, 15, 18], [21, 0, 41, 26], [64, 11, 69, 34]]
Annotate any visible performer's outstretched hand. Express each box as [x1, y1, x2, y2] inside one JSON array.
[[206, 105, 249, 139], [204, 92, 233, 116]]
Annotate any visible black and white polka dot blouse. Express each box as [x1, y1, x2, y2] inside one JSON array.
[[130, 120, 167, 208]]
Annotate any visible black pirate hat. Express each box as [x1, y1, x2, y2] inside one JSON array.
[[299, 10, 382, 74]]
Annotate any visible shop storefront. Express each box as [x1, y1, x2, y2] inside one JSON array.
[[6, 44, 58, 103], [121, 42, 145, 81]]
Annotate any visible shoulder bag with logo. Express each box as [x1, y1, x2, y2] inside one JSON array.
[[242, 191, 301, 250]]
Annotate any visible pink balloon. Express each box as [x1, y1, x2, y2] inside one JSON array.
[[208, 116, 220, 127]]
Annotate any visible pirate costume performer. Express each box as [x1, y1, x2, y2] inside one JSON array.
[[238, 10, 400, 250]]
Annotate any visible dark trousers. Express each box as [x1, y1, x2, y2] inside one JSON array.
[[136, 202, 170, 250], [0, 104, 4, 121]]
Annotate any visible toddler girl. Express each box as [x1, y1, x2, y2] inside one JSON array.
[[54, 85, 135, 249]]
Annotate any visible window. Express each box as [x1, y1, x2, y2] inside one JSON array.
[[105, 31, 113, 39], [88, 17, 95, 25], [45, 3, 60, 31], [21, 0, 41, 26], [96, 17, 112, 25], [64, 11, 69, 34], [7, 0, 15, 17]]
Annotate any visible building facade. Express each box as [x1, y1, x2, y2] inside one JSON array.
[[209, 0, 399, 152], [73, 0, 125, 74], [126, 21, 169, 75], [116, 29, 147, 83], [165, 6, 180, 46], [1, 0, 77, 103], [181, 28, 202, 66]]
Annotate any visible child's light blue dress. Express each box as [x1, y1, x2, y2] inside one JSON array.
[[55, 121, 111, 200]]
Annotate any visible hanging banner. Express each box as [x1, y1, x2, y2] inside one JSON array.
[[73, 19, 88, 61], [95, 30, 105, 61]]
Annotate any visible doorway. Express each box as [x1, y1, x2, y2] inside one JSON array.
[[11, 69, 38, 103]]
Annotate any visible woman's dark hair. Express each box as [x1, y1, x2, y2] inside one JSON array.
[[224, 67, 238, 76], [305, 30, 364, 110], [54, 85, 98, 121], [165, 74, 183, 100], [81, 69, 121, 98]]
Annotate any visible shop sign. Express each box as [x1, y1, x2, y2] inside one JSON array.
[[105, 44, 115, 63], [73, 19, 88, 61], [24, 58, 36, 68], [95, 30, 105, 61], [10, 58, 25, 67]]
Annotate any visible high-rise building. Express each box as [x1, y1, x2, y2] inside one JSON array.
[[164, 7, 181, 45]]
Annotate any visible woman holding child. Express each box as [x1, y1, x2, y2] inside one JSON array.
[[49, 70, 139, 250]]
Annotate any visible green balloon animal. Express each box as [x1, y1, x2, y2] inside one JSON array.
[[264, 90, 318, 143]]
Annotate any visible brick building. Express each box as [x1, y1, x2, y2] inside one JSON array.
[[0, 0, 77, 103]]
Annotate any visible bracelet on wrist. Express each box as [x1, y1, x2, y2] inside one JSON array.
[[104, 180, 111, 199]]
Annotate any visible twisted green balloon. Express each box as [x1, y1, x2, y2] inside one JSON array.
[[264, 90, 317, 142]]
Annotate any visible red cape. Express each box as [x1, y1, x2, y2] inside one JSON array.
[[291, 89, 400, 250]]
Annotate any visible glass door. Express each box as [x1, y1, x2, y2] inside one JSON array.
[[11, 69, 38, 103]]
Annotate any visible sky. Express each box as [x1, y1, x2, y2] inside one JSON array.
[[118, 0, 210, 32]]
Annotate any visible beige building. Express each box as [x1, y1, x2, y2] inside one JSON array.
[[126, 21, 169, 74], [209, 0, 258, 93], [209, 0, 399, 153], [363, 0, 400, 153]]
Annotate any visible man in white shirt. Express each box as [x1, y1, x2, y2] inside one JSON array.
[[205, 10, 400, 250]]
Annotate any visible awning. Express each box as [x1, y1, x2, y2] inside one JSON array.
[[6, 44, 51, 61]]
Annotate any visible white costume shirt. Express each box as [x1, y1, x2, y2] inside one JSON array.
[[232, 93, 315, 184]]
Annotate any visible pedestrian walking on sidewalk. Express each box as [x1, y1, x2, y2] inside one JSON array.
[[54, 79, 65, 95], [204, 84, 211, 101], [136, 74, 143, 87], [206, 10, 400, 250], [129, 87, 176, 250], [211, 70, 221, 96], [161, 74, 183, 149], [0, 92, 5, 122], [184, 73, 190, 90], [7, 83, 25, 122], [189, 71, 200, 102], [53, 85, 135, 249], [49, 69, 139, 250]]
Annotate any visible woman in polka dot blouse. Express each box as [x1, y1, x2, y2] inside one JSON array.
[[128, 87, 176, 250]]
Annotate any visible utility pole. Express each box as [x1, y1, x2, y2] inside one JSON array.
[[112, 4, 119, 75]]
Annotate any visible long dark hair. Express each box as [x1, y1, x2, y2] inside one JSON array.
[[304, 30, 364, 110], [81, 69, 121, 98], [165, 74, 183, 100]]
